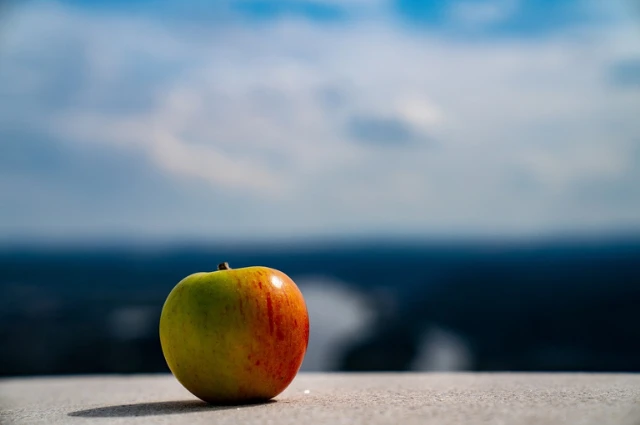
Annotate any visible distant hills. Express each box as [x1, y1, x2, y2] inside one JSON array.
[[1, 236, 640, 376]]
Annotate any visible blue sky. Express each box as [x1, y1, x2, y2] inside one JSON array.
[[0, 0, 639, 243]]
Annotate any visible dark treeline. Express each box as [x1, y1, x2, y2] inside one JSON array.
[[1, 237, 639, 376]]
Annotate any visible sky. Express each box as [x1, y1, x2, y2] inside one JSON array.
[[1, 0, 639, 244]]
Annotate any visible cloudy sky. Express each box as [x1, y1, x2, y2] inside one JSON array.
[[1, 0, 639, 243]]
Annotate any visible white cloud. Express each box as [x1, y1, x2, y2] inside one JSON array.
[[1, 1, 639, 239], [397, 98, 444, 129], [448, 0, 521, 27]]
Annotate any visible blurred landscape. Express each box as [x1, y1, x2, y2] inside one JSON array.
[[2, 236, 640, 376], [1, 0, 640, 376]]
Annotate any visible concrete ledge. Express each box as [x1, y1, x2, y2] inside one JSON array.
[[1, 373, 639, 425]]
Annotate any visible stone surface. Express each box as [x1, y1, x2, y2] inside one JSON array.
[[1, 373, 640, 425]]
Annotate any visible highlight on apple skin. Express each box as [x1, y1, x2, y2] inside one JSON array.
[[159, 262, 310, 404]]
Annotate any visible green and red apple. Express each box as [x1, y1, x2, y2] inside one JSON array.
[[159, 262, 309, 404]]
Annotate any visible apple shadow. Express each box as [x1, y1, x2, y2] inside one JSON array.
[[68, 399, 275, 418]]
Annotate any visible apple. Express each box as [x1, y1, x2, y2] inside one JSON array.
[[159, 262, 309, 404]]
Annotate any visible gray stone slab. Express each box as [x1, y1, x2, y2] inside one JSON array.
[[1, 373, 639, 425]]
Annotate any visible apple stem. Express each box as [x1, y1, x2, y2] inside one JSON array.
[[218, 262, 231, 270]]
